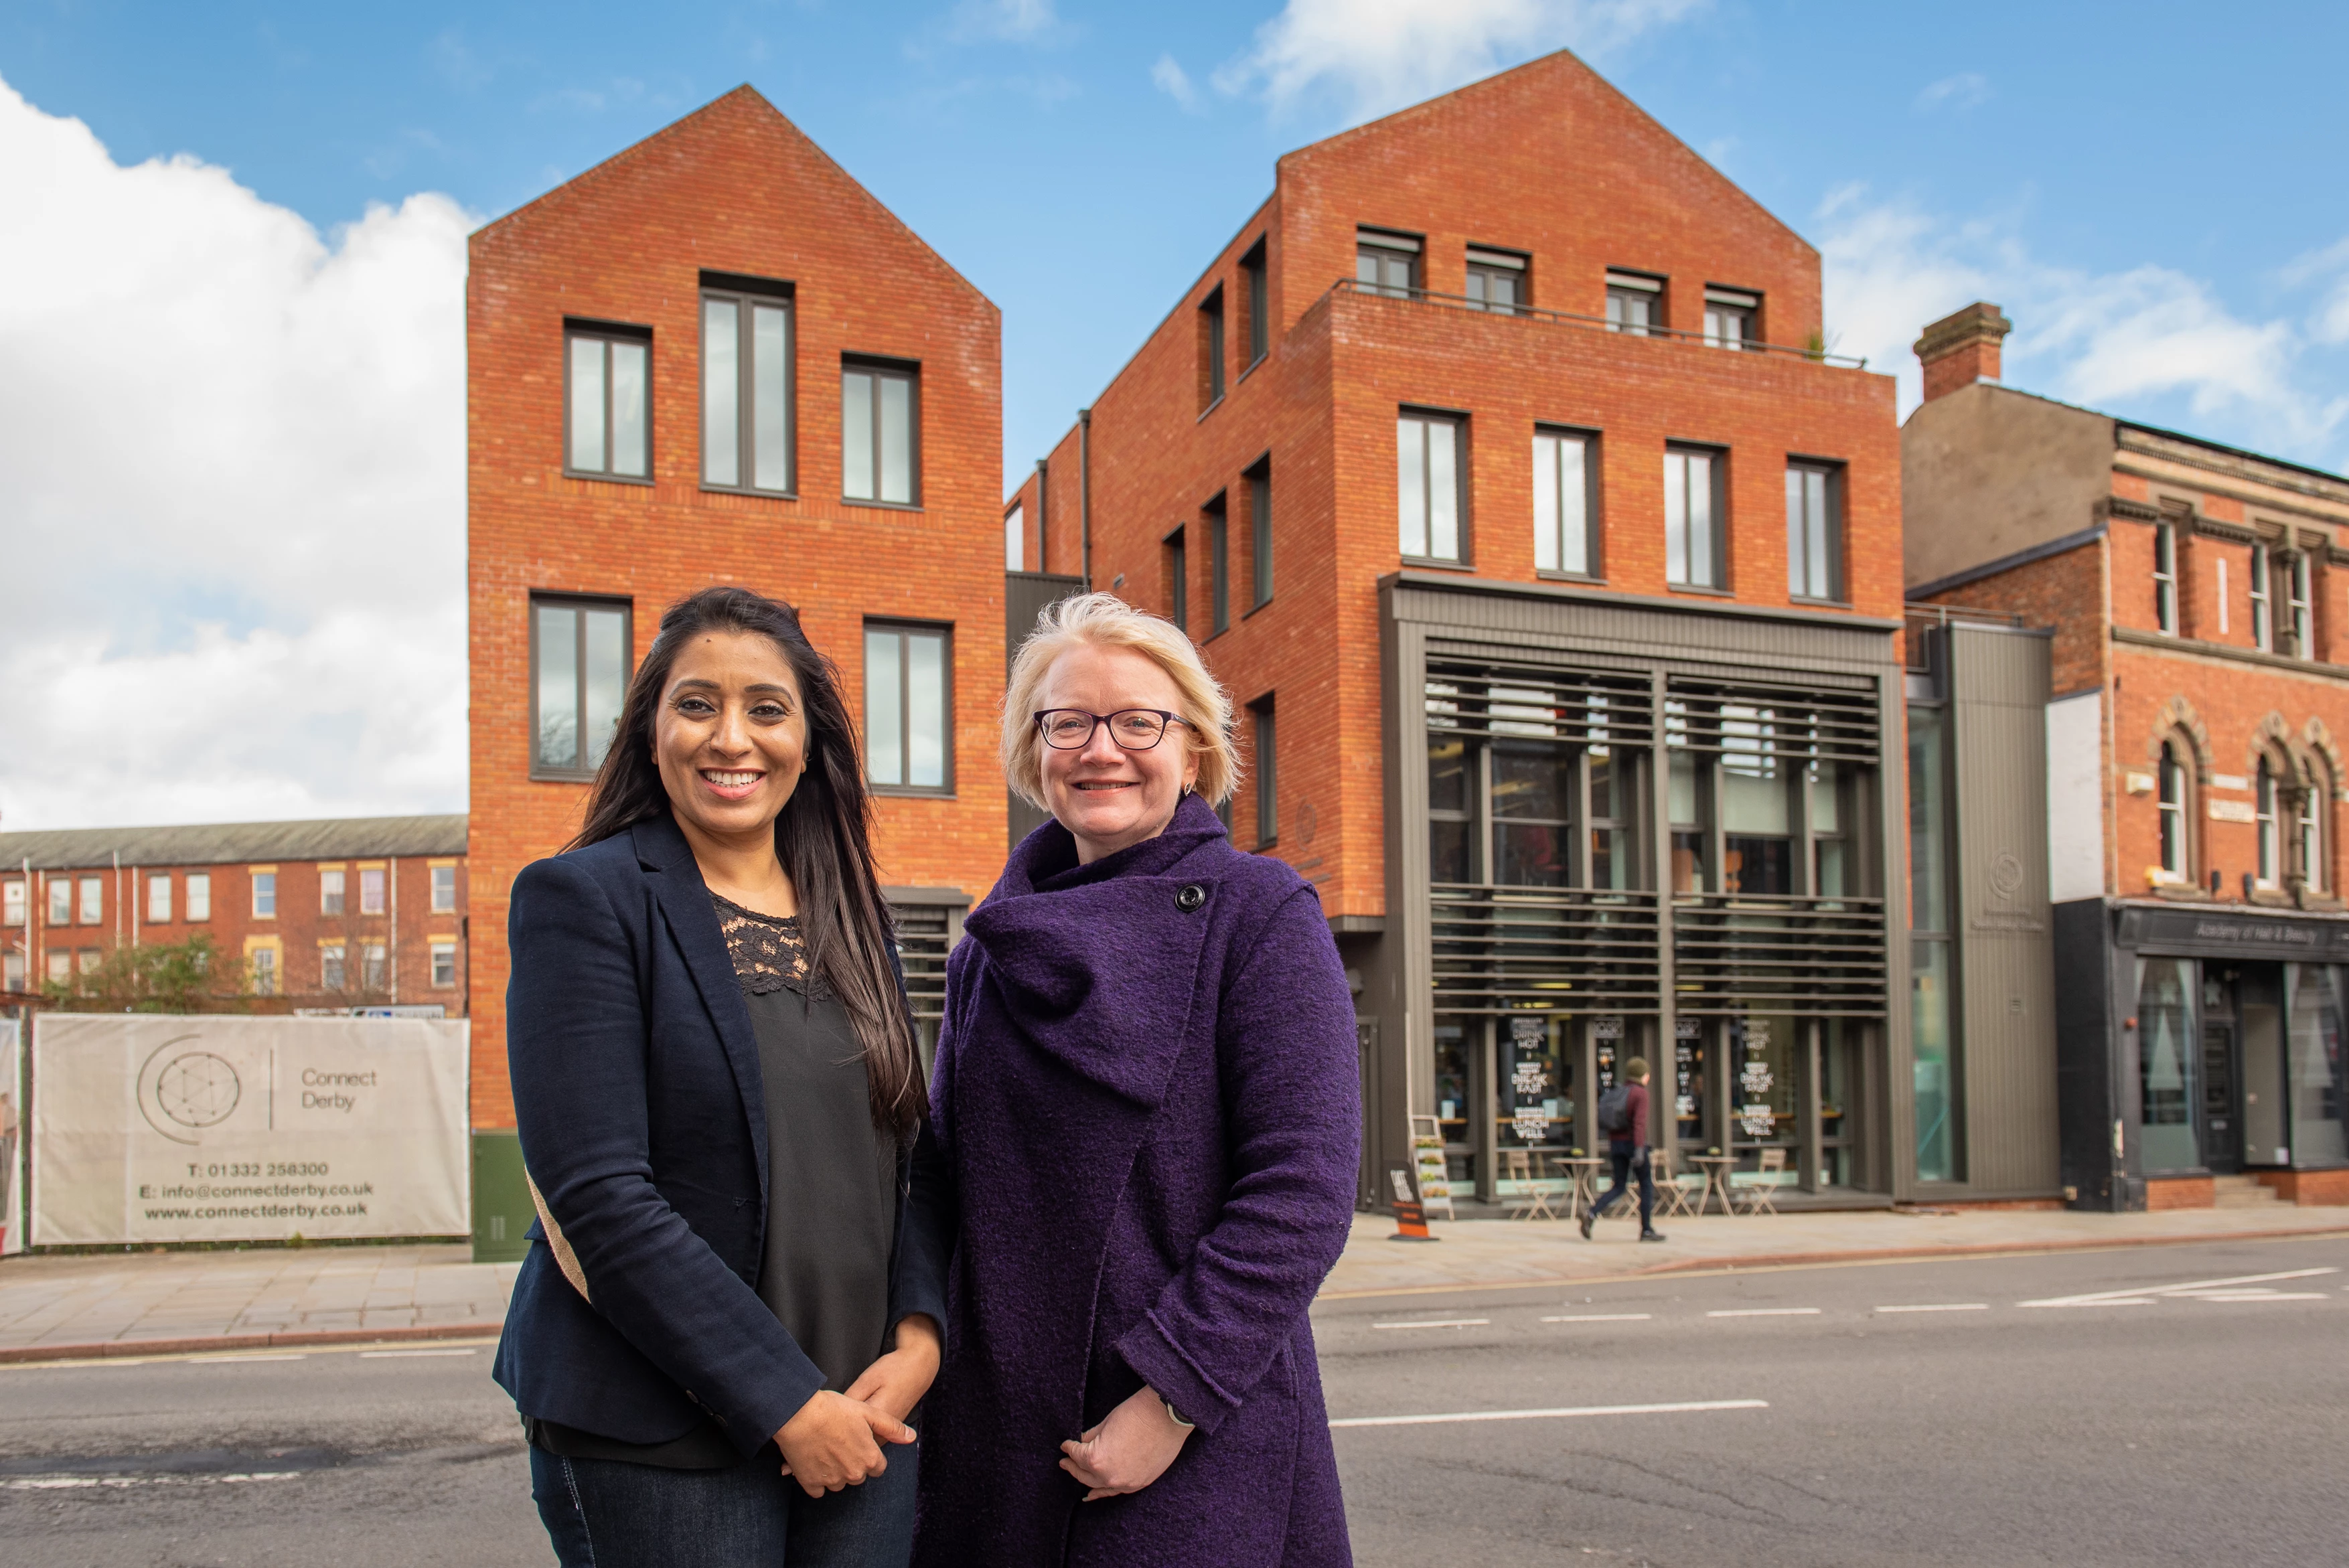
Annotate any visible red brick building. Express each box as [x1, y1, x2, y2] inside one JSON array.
[[1906, 303, 2349, 1208], [466, 88, 1003, 1253], [0, 816, 468, 1010], [1014, 53, 1922, 1207]]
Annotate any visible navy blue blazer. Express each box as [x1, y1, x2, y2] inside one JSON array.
[[491, 813, 951, 1457]]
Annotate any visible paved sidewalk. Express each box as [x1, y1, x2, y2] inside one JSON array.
[[4, 1205, 2343, 1361], [0, 1244, 516, 1362], [1322, 1202, 2349, 1297]]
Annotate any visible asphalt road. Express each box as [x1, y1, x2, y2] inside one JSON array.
[[0, 1235, 2341, 1567], [1320, 1234, 2349, 1568]]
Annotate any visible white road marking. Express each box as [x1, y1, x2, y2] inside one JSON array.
[[187, 1353, 307, 1363], [3, 1472, 301, 1491], [1875, 1303, 1990, 1314], [2180, 1290, 2330, 1302], [2022, 1266, 2338, 1310], [358, 1348, 479, 1358], [1333, 1399, 1767, 1429], [1707, 1308, 1820, 1318], [1372, 1318, 1490, 1330], [1541, 1313, 1653, 1322]]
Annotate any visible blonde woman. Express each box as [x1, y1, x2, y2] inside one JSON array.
[[913, 595, 1359, 1567]]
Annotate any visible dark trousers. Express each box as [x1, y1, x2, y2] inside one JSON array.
[[531, 1439, 918, 1568], [1590, 1142, 1654, 1230]]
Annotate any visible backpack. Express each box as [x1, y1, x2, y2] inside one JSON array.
[[1598, 1083, 1633, 1137]]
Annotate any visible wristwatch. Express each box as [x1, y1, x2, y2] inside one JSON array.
[[1162, 1399, 1195, 1430]]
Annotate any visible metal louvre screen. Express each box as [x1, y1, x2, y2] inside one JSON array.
[[1425, 650, 1655, 747], [889, 900, 956, 1073], [1662, 673, 1879, 767], [1425, 648, 1663, 1016], [1665, 671, 1889, 1019]]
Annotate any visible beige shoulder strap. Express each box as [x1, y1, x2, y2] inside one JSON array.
[[524, 1170, 592, 1304]]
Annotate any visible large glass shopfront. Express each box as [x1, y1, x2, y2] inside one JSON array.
[[1434, 1006, 1865, 1198], [2131, 956, 2349, 1176]]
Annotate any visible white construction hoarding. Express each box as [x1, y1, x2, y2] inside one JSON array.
[[31, 1014, 469, 1245], [1, 1020, 22, 1256]]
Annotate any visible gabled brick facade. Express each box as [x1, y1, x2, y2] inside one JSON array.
[[467, 88, 1004, 1143], [1019, 50, 1899, 925], [1018, 52, 1913, 1207]]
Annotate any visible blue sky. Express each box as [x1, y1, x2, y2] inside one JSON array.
[[11, 0, 2348, 479], [3, 1, 2347, 829]]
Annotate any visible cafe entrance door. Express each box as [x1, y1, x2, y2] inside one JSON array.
[[2198, 969, 2241, 1175]]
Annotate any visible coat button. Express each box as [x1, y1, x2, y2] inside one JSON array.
[[1176, 884, 1208, 912]]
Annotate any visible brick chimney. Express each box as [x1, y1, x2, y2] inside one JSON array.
[[1914, 301, 2013, 403]]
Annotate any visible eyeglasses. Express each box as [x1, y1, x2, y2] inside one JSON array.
[[1033, 708, 1189, 751]]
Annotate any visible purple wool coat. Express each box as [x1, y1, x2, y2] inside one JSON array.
[[913, 793, 1360, 1568]]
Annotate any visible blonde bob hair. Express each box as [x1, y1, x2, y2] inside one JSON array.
[[1001, 592, 1238, 810]]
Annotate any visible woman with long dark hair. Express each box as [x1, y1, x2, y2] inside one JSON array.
[[496, 585, 950, 1567]]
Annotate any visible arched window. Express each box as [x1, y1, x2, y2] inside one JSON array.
[[2256, 755, 2281, 888], [2301, 759, 2329, 894], [2158, 740, 2190, 882]]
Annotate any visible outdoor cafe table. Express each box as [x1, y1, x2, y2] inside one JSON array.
[[1554, 1154, 1606, 1219], [1688, 1152, 1738, 1215]]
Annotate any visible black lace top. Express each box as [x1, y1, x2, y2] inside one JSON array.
[[711, 895, 825, 997]]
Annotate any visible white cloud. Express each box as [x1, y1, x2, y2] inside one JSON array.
[[1819, 185, 2348, 460], [1914, 72, 1989, 112], [0, 75, 470, 831], [1152, 54, 1202, 112], [1213, 0, 1703, 122], [952, 0, 1057, 43], [2283, 235, 2349, 345]]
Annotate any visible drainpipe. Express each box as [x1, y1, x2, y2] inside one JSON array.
[[1077, 407, 1093, 593], [388, 857, 400, 1006], [1033, 458, 1049, 575]]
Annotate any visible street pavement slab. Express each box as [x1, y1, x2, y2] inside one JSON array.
[[2, 1204, 2343, 1360]]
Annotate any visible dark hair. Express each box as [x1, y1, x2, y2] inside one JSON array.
[[569, 586, 923, 1140], [1622, 1056, 1650, 1080]]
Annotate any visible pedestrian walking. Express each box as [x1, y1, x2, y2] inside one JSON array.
[[1580, 1058, 1667, 1243], [497, 586, 950, 1567], [913, 593, 1361, 1568]]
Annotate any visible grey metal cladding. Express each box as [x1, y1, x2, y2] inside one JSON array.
[[1949, 622, 2061, 1191]]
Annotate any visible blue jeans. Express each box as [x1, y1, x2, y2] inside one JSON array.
[[530, 1441, 918, 1568], [1591, 1143, 1654, 1230]]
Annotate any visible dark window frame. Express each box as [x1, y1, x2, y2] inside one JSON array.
[[699, 275, 797, 499], [1664, 442, 1730, 592], [1604, 270, 1665, 336], [1398, 406, 1470, 566], [529, 591, 635, 783], [1245, 455, 1274, 611], [1199, 285, 1227, 412], [562, 318, 654, 485], [863, 619, 956, 797], [1465, 246, 1528, 315], [1164, 526, 1189, 633], [1702, 285, 1763, 351], [1206, 492, 1231, 636], [1355, 228, 1422, 297], [1533, 423, 1601, 581], [1240, 238, 1270, 367], [1252, 695, 1278, 848], [1785, 457, 1847, 604], [841, 355, 923, 509]]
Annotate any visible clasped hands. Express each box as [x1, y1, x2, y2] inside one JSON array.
[[771, 1321, 1191, 1505], [770, 1313, 939, 1498]]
